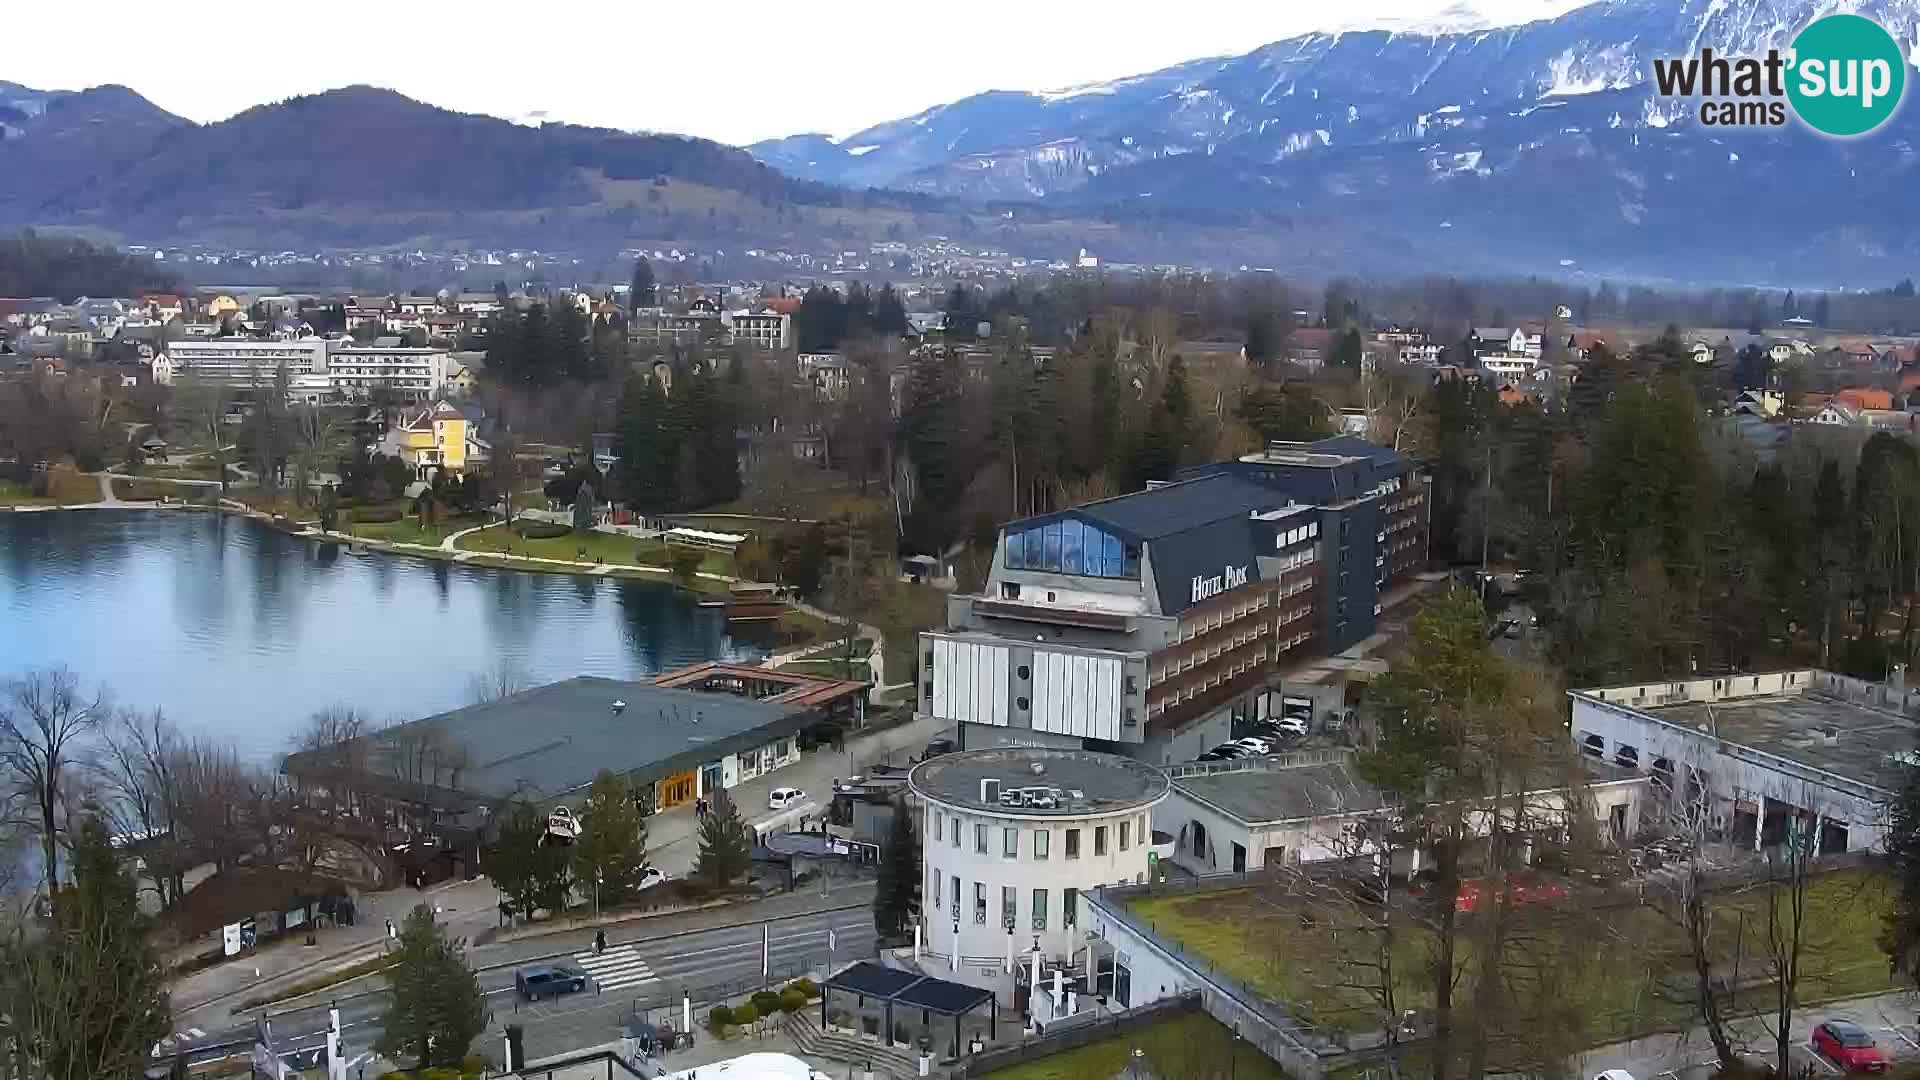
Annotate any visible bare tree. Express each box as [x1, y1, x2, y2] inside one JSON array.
[[95, 708, 187, 911], [289, 704, 373, 819], [1759, 785, 1834, 1080], [1648, 748, 1748, 1069], [464, 661, 530, 706], [179, 380, 232, 493], [291, 403, 340, 508], [170, 736, 251, 872], [0, 668, 108, 901]]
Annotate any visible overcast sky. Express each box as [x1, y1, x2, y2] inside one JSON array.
[[10, 0, 1589, 146]]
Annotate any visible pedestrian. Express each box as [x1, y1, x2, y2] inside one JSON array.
[[595, 929, 607, 955]]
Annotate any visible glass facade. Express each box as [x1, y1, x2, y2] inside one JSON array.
[[1004, 517, 1140, 578]]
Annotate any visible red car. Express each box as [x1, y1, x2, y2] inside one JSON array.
[[1452, 874, 1570, 913], [1813, 1020, 1889, 1072]]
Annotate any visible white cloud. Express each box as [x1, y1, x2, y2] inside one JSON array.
[[9, 0, 1591, 146]]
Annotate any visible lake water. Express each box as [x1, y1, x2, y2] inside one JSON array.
[[0, 511, 768, 760]]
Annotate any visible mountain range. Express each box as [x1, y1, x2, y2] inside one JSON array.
[[750, 0, 1920, 284], [4, 0, 1920, 284]]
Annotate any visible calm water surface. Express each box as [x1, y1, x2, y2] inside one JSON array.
[[0, 511, 767, 760]]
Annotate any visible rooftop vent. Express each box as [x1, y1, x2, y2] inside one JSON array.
[[1823, 724, 1841, 744], [611, 700, 627, 715], [1029, 762, 1046, 776], [981, 778, 1001, 804]]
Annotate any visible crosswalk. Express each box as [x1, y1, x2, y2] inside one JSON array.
[[572, 946, 658, 992]]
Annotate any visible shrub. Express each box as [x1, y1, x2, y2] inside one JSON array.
[[378, 1074, 412, 1080], [515, 521, 570, 540], [708, 1005, 733, 1031], [750, 989, 782, 1016], [786, 977, 820, 999], [420, 1069, 461, 1080], [732, 1003, 759, 1028], [353, 506, 403, 524], [460, 1055, 488, 1076], [779, 988, 806, 1014]]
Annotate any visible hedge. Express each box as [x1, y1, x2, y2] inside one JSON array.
[[780, 988, 806, 1014], [709, 1005, 733, 1030], [514, 521, 570, 539], [353, 506, 403, 524], [785, 976, 820, 998], [750, 990, 783, 1016]]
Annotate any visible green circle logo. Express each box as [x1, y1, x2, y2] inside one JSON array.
[[1787, 13, 1907, 136]]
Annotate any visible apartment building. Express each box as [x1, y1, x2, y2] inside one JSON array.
[[918, 435, 1427, 764], [724, 309, 792, 350], [325, 339, 450, 401], [158, 337, 330, 385]]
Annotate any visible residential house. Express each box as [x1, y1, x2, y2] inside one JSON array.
[[383, 400, 488, 479], [1732, 390, 1785, 417], [202, 295, 242, 319], [1812, 402, 1862, 426], [797, 352, 849, 399], [1472, 327, 1528, 356], [724, 309, 792, 351], [452, 293, 503, 317], [138, 293, 185, 321], [1833, 387, 1894, 412]]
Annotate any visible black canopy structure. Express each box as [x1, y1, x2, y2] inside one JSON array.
[[821, 961, 998, 1058]]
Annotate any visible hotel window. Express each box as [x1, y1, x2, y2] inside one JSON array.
[[932, 871, 942, 908], [1066, 828, 1081, 859], [974, 883, 988, 924], [952, 817, 961, 849], [1064, 887, 1078, 927], [1095, 826, 1109, 856], [1003, 827, 1019, 858], [951, 875, 960, 915], [1002, 886, 1018, 929], [1032, 888, 1049, 930], [975, 824, 988, 854], [933, 813, 942, 843], [1120, 821, 1131, 850], [1034, 829, 1050, 860]]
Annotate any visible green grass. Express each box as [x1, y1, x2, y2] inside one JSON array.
[[350, 514, 484, 546], [456, 525, 736, 577], [982, 1010, 1285, 1080], [1127, 867, 1896, 1045], [0, 480, 57, 507], [783, 659, 873, 682], [872, 580, 946, 687], [232, 951, 396, 1012]]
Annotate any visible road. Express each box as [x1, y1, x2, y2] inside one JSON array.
[[165, 906, 879, 1072], [1578, 991, 1920, 1080]]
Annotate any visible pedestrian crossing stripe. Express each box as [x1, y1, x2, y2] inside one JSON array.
[[572, 946, 658, 991]]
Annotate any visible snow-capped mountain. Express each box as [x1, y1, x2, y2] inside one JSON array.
[[749, 0, 1920, 281]]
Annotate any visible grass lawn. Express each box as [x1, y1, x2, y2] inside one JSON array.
[[137, 453, 226, 482], [983, 1010, 1285, 1080], [872, 580, 947, 687], [349, 513, 485, 546], [111, 477, 211, 502], [457, 526, 738, 577], [1127, 867, 1895, 1044], [783, 658, 873, 683], [0, 480, 57, 507]]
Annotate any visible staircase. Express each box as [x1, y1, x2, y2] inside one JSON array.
[[785, 1010, 925, 1079]]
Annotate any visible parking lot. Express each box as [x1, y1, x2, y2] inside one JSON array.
[[1578, 992, 1920, 1080]]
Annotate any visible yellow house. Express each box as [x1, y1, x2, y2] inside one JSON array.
[[203, 294, 241, 318], [394, 400, 484, 479], [444, 362, 478, 394]]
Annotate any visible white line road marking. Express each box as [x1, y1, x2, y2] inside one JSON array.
[[573, 946, 658, 991]]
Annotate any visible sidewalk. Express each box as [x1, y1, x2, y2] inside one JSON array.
[[170, 874, 503, 1016]]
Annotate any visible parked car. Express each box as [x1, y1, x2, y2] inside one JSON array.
[[516, 964, 588, 1001], [1813, 1020, 1889, 1072], [1208, 743, 1252, 759], [1267, 717, 1309, 737], [1196, 747, 1236, 762], [1424, 874, 1570, 913], [923, 737, 957, 759], [1232, 737, 1276, 754], [768, 787, 807, 810], [636, 865, 668, 891], [1592, 1070, 1637, 1080]]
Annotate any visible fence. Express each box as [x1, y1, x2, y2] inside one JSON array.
[[954, 993, 1204, 1079]]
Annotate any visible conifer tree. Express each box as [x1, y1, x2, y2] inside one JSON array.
[[376, 904, 488, 1071], [872, 798, 921, 938], [696, 788, 753, 888]]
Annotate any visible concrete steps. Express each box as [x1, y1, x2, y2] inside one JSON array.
[[786, 1010, 924, 1078]]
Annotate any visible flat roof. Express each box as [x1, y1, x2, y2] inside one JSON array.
[[1173, 753, 1641, 825], [651, 662, 869, 708], [909, 747, 1168, 817], [1647, 693, 1915, 791], [292, 676, 809, 804]]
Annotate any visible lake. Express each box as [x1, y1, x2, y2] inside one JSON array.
[[0, 511, 768, 760]]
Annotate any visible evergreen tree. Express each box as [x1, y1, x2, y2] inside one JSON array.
[[1813, 294, 1832, 327], [1331, 328, 1364, 370], [630, 257, 657, 308], [376, 904, 488, 1071], [573, 482, 596, 537], [577, 771, 652, 907], [873, 284, 909, 335], [615, 372, 675, 515], [1882, 753, 1920, 978], [695, 788, 753, 888], [8, 816, 169, 1080], [487, 800, 572, 919], [872, 799, 921, 938]]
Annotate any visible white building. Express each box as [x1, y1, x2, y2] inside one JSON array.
[[1569, 670, 1914, 854], [161, 337, 330, 385], [1160, 749, 1646, 876], [725, 309, 793, 350], [325, 339, 450, 401], [912, 747, 1168, 987]]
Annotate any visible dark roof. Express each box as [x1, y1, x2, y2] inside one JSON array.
[[910, 747, 1168, 817], [289, 676, 810, 805], [1071, 474, 1286, 542], [1173, 760, 1387, 824], [824, 962, 994, 1016]]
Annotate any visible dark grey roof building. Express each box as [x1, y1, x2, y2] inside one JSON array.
[[918, 436, 1429, 765], [285, 675, 816, 811]]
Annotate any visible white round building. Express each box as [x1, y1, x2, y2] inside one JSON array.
[[910, 747, 1169, 969]]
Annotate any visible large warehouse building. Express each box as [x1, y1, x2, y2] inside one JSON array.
[[917, 435, 1427, 763]]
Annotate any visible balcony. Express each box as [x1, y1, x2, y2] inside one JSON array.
[[970, 598, 1130, 631]]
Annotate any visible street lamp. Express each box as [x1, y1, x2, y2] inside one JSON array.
[[1128, 1046, 1145, 1080]]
